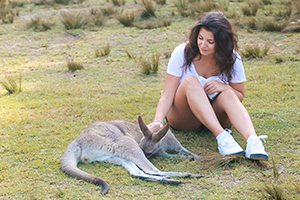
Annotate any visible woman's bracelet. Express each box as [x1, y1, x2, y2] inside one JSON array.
[[153, 119, 164, 125]]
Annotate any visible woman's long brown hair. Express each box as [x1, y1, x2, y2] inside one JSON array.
[[183, 12, 239, 82]]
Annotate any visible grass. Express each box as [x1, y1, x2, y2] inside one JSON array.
[[61, 11, 88, 30], [139, 53, 160, 75], [240, 43, 270, 59], [115, 12, 135, 27], [66, 60, 84, 71], [0, 73, 22, 94], [140, 0, 156, 19], [94, 43, 111, 57], [263, 184, 284, 199], [0, 0, 299, 199]]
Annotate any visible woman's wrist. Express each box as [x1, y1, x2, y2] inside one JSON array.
[[153, 119, 164, 126]]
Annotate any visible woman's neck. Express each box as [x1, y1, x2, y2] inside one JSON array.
[[193, 54, 219, 78]]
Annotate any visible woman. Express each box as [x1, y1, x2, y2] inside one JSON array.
[[148, 12, 268, 161]]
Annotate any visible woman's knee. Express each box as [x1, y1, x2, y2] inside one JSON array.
[[181, 76, 202, 91], [217, 89, 239, 102]]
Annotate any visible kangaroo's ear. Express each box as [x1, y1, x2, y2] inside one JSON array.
[[138, 116, 152, 137], [152, 124, 170, 143]]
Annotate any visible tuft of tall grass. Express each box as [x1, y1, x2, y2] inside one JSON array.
[[241, 0, 260, 16], [0, 8, 15, 24], [295, 0, 300, 12], [190, 0, 214, 17], [31, 0, 46, 6], [272, 55, 285, 63], [174, 0, 190, 17], [271, 155, 280, 180], [0, 73, 22, 94], [141, 0, 156, 19], [54, 0, 70, 5], [61, 12, 88, 30], [154, 0, 166, 5], [240, 44, 270, 59], [40, 20, 54, 30], [274, 6, 292, 19], [55, 0, 85, 4], [263, 184, 284, 200], [111, 0, 125, 6], [225, 9, 239, 19], [241, 5, 251, 16], [125, 49, 136, 60], [139, 53, 160, 75], [261, 18, 289, 32], [27, 16, 54, 31], [261, 0, 272, 5], [100, 5, 119, 17], [280, 0, 292, 6], [8, 0, 25, 8], [199, 0, 214, 12], [95, 44, 111, 57], [133, 18, 171, 29], [217, 0, 229, 12], [27, 16, 41, 29], [263, 9, 273, 16], [91, 12, 106, 27], [115, 12, 135, 27], [246, 16, 257, 29], [67, 61, 84, 72]]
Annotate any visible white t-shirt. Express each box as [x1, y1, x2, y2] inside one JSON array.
[[167, 43, 247, 99]]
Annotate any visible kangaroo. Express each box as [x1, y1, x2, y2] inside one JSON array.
[[61, 116, 204, 195]]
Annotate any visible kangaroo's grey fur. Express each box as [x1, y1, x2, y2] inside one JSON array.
[[61, 116, 203, 195]]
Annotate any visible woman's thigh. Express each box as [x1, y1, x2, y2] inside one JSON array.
[[211, 89, 236, 128], [166, 77, 203, 131]]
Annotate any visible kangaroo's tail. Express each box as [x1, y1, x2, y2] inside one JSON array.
[[61, 141, 109, 195]]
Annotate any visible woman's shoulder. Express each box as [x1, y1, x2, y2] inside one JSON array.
[[173, 42, 188, 52], [233, 50, 242, 60]]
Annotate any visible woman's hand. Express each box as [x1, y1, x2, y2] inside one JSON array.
[[204, 80, 230, 95], [147, 121, 164, 129]]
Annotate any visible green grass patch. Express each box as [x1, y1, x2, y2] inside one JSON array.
[[0, 0, 299, 199]]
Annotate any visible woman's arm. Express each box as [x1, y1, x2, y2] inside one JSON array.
[[229, 82, 245, 101], [149, 74, 181, 128]]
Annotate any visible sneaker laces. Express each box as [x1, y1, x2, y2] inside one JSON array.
[[219, 130, 237, 148], [250, 135, 268, 150], [258, 135, 268, 143]]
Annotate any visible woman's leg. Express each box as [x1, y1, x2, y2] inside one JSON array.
[[167, 76, 244, 156], [167, 76, 224, 135], [211, 89, 256, 141], [212, 89, 269, 160]]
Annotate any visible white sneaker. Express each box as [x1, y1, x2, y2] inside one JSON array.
[[217, 129, 244, 156], [245, 135, 269, 161]]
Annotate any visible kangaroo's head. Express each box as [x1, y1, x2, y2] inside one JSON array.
[[137, 116, 169, 158]]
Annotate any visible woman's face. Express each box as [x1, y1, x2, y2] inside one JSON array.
[[197, 28, 216, 57]]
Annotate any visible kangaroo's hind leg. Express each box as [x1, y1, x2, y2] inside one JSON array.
[[125, 149, 205, 179], [113, 137, 203, 179], [103, 156, 184, 184]]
